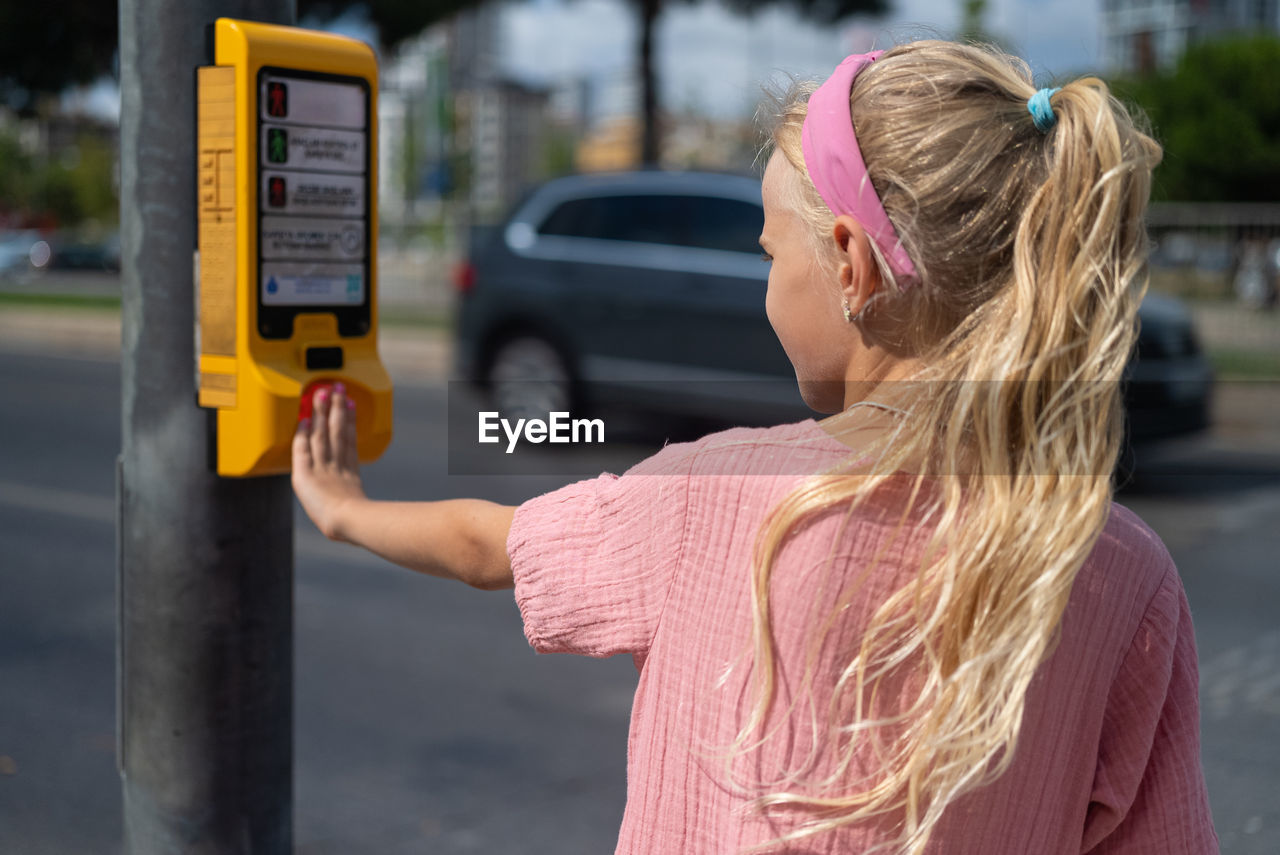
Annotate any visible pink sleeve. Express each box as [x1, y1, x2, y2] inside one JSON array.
[[1082, 566, 1219, 854], [506, 440, 699, 660]]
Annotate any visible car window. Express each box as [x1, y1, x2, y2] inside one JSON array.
[[537, 193, 763, 255], [537, 195, 685, 245], [536, 197, 601, 239], [681, 197, 764, 254]]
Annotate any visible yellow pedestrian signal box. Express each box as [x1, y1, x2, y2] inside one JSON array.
[[196, 18, 392, 477]]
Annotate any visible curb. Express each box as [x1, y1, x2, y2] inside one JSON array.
[[0, 307, 451, 386], [1, 306, 1276, 447]]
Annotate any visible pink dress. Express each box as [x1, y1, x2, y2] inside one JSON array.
[[507, 420, 1219, 854]]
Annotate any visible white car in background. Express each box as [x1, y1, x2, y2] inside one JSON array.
[[0, 230, 50, 276]]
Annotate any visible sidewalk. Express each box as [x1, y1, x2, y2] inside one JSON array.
[[0, 306, 451, 385], [1187, 300, 1280, 356]]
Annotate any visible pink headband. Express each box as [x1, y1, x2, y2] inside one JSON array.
[[801, 51, 917, 283]]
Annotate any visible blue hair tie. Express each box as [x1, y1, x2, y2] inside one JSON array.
[[1027, 87, 1061, 133]]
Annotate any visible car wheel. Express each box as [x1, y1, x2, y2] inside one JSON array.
[[486, 336, 574, 421]]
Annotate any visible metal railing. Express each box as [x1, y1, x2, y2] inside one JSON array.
[[1147, 203, 1280, 308]]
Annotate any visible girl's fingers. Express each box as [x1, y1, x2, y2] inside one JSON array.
[[340, 396, 358, 470], [293, 416, 313, 468], [300, 382, 358, 470], [310, 387, 332, 462], [328, 383, 350, 467]]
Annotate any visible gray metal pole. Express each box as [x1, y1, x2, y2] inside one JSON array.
[[118, 1, 296, 852]]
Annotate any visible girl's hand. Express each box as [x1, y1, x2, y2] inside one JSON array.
[[291, 383, 515, 589], [292, 382, 368, 541]]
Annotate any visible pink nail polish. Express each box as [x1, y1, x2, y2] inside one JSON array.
[[334, 381, 346, 394], [346, 399, 355, 411]]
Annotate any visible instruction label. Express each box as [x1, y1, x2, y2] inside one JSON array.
[[257, 72, 370, 311], [260, 75, 365, 129], [260, 215, 364, 261], [261, 262, 365, 306], [260, 125, 365, 173], [261, 171, 365, 216]]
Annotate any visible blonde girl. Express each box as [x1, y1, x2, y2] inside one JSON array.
[[293, 40, 1218, 854]]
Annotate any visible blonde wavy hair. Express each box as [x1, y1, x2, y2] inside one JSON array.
[[732, 40, 1163, 852]]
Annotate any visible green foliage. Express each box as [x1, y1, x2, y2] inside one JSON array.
[[1113, 35, 1280, 202], [0, 129, 118, 227], [58, 136, 119, 224], [540, 126, 579, 180], [0, 132, 28, 208], [959, 0, 988, 43]]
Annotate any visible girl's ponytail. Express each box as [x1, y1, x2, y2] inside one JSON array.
[[734, 43, 1163, 854]]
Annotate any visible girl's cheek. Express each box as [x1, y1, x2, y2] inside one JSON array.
[[764, 281, 780, 333]]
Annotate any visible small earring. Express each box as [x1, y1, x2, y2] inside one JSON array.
[[842, 300, 853, 323], [843, 299, 864, 323]]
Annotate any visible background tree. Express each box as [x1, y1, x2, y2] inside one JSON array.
[[0, 128, 117, 227], [1113, 35, 1280, 202], [0, 2, 469, 116], [2, 1, 896, 170], [956, 0, 1015, 56], [303, 0, 894, 166], [303, 0, 895, 166], [298, 0, 479, 47], [0, 2, 117, 115], [958, 0, 988, 43], [642, 0, 889, 164]]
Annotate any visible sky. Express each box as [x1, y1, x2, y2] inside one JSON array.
[[502, 0, 1102, 119], [64, 0, 1101, 123]]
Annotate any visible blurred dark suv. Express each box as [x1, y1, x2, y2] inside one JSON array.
[[454, 170, 1212, 444]]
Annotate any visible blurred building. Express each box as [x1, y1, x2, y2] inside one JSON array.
[[570, 70, 640, 172], [547, 76, 593, 139], [447, 2, 502, 91], [1102, 0, 1280, 73], [575, 111, 757, 174], [381, 6, 553, 224], [380, 27, 452, 228], [662, 112, 758, 172], [576, 115, 642, 172], [457, 78, 550, 221], [448, 4, 553, 222], [380, 4, 759, 223]]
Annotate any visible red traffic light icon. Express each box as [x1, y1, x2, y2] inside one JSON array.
[[268, 176, 286, 208], [266, 81, 288, 117]]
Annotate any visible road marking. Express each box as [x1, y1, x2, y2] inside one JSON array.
[[1201, 630, 1280, 720], [0, 479, 114, 523], [1218, 487, 1280, 535]]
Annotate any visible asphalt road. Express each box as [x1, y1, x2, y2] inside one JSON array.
[[1, 349, 1278, 854]]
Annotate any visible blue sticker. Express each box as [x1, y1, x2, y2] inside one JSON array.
[[267, 276, 279, 294]]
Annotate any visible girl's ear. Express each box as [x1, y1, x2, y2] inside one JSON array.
[[832, 215, 881, 317]]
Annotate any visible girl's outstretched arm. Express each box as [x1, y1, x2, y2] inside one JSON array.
[[291, 383, 516, 591]]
